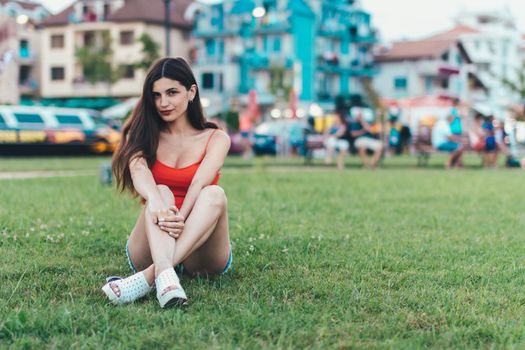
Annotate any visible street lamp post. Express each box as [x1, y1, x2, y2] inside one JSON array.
[[164, 0, 171, 56]]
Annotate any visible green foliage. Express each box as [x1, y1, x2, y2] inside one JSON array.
[[223, 110, 239, 132], [497, 59, 525, 120], [135, 33, 161, 71], [75, 30, 120, 86], [500, 59, 525, 100], [268, 66, 292, 100], [1, 156, 525, 348]]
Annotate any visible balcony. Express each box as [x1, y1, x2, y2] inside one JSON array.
[[19, 48, 37, 63], [318, 20, 346, 38], [194, 15, 242, 37], [245, 53, 293, 69], [317, 55, 376, 77], [349, 33, 377, 44], [19, 79, 38, 95], [193, 27, 240, 38], [253, 12, 291, 34]]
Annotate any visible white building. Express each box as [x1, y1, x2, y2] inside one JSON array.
[[0, 0, 50, 104], [39, 0, 193, 104], [373, 28, 487, 103], [450, 10, 523, 112]]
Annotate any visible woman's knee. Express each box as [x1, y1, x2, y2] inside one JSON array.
[[199, 185, 227, 209], [156, 184, 174, 203]]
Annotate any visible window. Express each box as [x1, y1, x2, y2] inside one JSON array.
[[121, 64, 134, 79], [19, 40, 29, 58], [440, 77, 449, 89], [14, 113, 45, 129], [394, 77, 407, 90], [103, 3, 111, 19], [0, 114, 6, 128], [205, 39, 215, 56], [263, 0, 277, 12], [84, 31, 95, 47], [120, 31, 134, 45], [424, 76, 433, 93], [218, 40, 224, 56], [51, 67, 65, 81], [19, 65, 31, 84], [55, 115, 83, 127], [51, 34, 64, 49], [272, 37, 281, 52], [202, 73, 214, 89]]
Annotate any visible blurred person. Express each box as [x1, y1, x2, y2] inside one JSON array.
[[482, 115, 497, 168], [239, 108, 255, 159], [469, 113, 486, 152], [386, 115, 403, 155], [450, 98, 463, 136], [102, 57, 232, 308], [350, 110, 383, 168], [431, 114, 464, 169], [323, 111, 349, 170], [493, 119, 521, 167]]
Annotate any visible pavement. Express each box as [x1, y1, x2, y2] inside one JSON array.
[[0, 170, 97, 180]]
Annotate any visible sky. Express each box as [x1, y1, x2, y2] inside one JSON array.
[[36, 0, 525, 43]]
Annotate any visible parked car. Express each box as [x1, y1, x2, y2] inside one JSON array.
[[0, 105, 120, 154], [253, 120, 307, 155]]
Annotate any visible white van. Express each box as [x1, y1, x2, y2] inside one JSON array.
[[0, 105, 120, 153]]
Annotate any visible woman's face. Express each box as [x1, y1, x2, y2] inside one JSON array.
[[152, 77, 196, 123]]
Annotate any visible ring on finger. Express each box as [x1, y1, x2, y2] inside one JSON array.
[[158, 217, 165, 223]]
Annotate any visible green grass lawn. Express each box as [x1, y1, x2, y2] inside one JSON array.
[[1, 157, 524, 348]]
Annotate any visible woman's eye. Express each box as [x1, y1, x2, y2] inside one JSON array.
[[168, 90, 177, 96]]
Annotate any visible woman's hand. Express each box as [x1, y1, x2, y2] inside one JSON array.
[[157, 205, 185, 239]]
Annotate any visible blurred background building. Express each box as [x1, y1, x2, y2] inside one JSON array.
[[192, 0, 377, 116], [0, 0, 50, 104], [37, 0, 193, 108], [374, 9, 525, 119]]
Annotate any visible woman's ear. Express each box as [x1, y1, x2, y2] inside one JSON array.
[[189, 84, 197, 101]]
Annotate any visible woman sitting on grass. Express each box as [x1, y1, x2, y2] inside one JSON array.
[[102, 57, 232, 308]]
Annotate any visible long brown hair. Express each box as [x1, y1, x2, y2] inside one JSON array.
[[112, 57, 217, 195]]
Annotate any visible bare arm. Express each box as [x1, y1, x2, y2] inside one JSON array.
[[130, 156, 177, 224], [178, 130, 231, 220], [334, 124, 347, 138]]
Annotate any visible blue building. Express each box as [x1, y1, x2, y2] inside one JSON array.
[[192, 0, 376, 116]]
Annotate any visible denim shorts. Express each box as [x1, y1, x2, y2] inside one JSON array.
[[437, 141, 461, 152], [125, 240, 233, 275]]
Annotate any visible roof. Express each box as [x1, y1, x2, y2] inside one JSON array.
[[375, 25, 478, 62], [42, 0, 194, 29], [425, 25, 480, 40], [374, 39, 456, 62], [0, 0, 43, 11]]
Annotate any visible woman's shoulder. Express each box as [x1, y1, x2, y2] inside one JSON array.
[[207, 128, 230, 146]]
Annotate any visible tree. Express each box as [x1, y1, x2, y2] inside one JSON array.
[[268, 66, 292, 101], [135, 33, 161, 71], [75, 30, 120, 94], [500, 59, 525, 121], [360, 76, 387, 142]]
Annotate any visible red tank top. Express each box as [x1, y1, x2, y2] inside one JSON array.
[[151, 129, 220, 208]]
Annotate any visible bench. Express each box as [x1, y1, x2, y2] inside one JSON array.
[[413, 131, 478, 166], [303, 133, 326, 164]]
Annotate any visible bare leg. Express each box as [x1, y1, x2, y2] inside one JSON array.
[[370, 146, 383, 168], [325, 146, 334, 165], [114, 185, 230, 297], [336, 149, 347, 170], [358, 147, 369, 167]]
